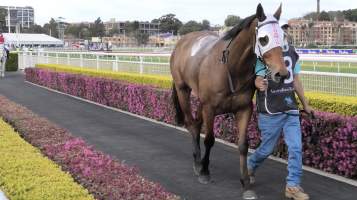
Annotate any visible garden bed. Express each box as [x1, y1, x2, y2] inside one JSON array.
[[25, 68, 357, 180], [0, 118, 94, 200], [35, 64, 357, 116], [0, 95, 179, 200]]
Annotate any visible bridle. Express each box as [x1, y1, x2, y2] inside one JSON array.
[[221, 19, 282, 94]]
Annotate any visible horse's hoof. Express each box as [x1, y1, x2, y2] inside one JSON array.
[[193, 163, 201, 176], [198, 174, 211, 184], [249, 175, 256, 185], [242, 190, 258, 200]]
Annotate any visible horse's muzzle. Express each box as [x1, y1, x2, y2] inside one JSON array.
[[272, 71, 290, 83]]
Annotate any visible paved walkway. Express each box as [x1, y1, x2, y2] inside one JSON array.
[[0, 72, 356, 200]]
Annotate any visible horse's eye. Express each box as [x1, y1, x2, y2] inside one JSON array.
[[259, 36, 269, 46]]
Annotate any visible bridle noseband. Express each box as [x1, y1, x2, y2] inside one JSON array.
[[221, 20, 281, 94]]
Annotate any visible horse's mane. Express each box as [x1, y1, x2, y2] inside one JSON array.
[[222, 14, 256, 41]]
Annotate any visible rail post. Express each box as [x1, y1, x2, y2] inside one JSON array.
[[29, 51, 33, 67], [338, 62, 340, 73], [67, 53, 70, 65], [115, 55, 119, 71], [96, 55, 99, 71], [139, 56, 144, 74], [80, 53, 83, 68]]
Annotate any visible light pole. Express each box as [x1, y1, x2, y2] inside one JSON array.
[[7, 6, 10, 33], [355, 27, 357, 46], [56, 17, 66, 41]]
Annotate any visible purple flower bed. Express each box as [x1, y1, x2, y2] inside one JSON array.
[[0, 96, 178, 200], [25, 68, 357, 179]]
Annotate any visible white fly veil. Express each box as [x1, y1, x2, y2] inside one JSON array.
[[254, 15, 285, 58]]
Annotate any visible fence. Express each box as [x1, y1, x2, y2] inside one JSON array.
[[18, 51, 357, 96]]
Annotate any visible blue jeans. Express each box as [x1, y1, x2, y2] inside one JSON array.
[[248, 113, 302, 187]]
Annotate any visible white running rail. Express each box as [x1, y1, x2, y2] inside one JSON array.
[[18, 51, 357, 96]]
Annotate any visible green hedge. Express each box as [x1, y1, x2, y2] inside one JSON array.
[[5, 52, 18, 71], [305, 92, 357, 116], [36, 63, 357, 116], [0, 119, 94, 200], [36, 63, 172, 89]]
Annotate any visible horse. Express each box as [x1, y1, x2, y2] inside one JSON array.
[[170, 3, 289, 199]]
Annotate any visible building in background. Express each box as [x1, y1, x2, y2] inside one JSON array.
[[103, 19, 160, 36], [0, 6, 34, 30], [288, 19, 357, 47]]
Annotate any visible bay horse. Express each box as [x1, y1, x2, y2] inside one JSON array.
[[170, 3, 289, 200]]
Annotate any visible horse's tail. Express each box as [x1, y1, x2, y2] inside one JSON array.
[[172, 83, 184, 126]]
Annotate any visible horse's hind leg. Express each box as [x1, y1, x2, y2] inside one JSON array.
[[174, 84, 203, 175], [236, 104, 258, 199], [192, 103, 203, 175], [198, 105, 215, 184]]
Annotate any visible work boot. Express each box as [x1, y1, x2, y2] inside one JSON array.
[[285, 186, 309, 200]]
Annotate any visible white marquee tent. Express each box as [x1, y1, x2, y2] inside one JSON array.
[[2, 33, 63, 47]]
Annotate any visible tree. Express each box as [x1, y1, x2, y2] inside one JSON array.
[[124, 21, 139, 34], [318, 11, 331, 21], [89, 17, 105, 37], [65, 24, 81, 37], [90, 17, 105, 37], [43, 18, 58, 38], [0, 8, 7, 32], [80, 27, 91, 39], [24, 24, 46, 33], [135, 32, 149, 45], [303, 12, 318, 20], [224, 15, 241, 27], [328, 10, 344, 21], [124, 21, 148, 45], [178, 20, 203, 35], [109, 27, 120, 36], [153, 14, 182, 35], [343, 9, 357, 21], [202, 19, 210, 30], [151, 18, 160, 23]]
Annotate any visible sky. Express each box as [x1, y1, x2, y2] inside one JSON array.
[[1, 0, 357, 26]]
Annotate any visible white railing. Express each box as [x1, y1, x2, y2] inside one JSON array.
[[18, 51, 357, 96], [19, 51, 171, 75], [299, 71, 357, 96]]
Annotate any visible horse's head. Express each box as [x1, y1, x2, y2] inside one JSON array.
[[254, 4, 289, 83]]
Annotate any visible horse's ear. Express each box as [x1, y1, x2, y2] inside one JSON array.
[[274, 3, 282, 20], [256, 3, 266, 22]]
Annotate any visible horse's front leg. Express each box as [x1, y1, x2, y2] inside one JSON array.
[[236, 104, 258, 199], [198, 105, 215, 184]]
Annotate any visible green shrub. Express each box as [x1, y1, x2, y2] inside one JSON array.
[[5, 52, 18, 71], [0, 119, 94, 200], [36, 63, 172, 89], [305, 92, 357, 116]]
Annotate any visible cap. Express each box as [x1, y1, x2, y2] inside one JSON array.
[[279, 19, 290, 28]]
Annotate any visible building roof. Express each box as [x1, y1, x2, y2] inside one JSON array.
[[2, 33, 63, 46]]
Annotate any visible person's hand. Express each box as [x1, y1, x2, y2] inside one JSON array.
[[303, 105, 313, 115], [256, 78, 268, 91], [301, 105, 314, 119]]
